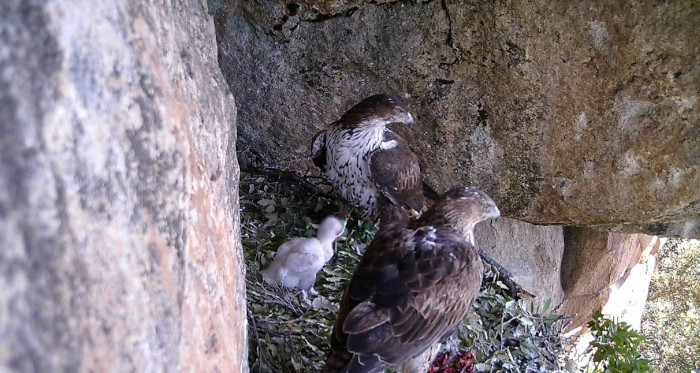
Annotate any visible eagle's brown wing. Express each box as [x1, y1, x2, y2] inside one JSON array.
[[369, 130, 425, 214], [323, 224, 483, 373]]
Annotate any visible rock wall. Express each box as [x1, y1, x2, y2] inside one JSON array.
[[215, 0, 699, 237], [475, 218, 565, 310], [476, 220, 663, 331], [0, 1, 246, 371]]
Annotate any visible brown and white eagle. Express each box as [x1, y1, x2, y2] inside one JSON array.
[[321, 186, 500, 373], [311, 94, 434, 221]]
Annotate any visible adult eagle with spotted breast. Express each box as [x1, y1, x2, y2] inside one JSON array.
[[321, 186, 500, 373], [311, 94, 434, 221]]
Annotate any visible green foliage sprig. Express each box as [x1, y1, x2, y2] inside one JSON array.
[[461, 268, 568, 372], [585, 311, 650, 373]]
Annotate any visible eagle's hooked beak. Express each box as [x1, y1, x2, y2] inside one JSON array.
[[487, 205, 501, 221], [404, 113, 414, 127]]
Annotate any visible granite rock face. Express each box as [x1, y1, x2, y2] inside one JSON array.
[[0, 1, 246, 371], [216, 0, 699, 237]]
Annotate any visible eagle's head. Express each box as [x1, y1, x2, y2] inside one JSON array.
[[417, 186, 500, 243], [340, 94, 414, 129]]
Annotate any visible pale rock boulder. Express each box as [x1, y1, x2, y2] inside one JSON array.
[[602, 238, 663, 330], [566, 237, 664, 364], [475, 217, 565, 311]]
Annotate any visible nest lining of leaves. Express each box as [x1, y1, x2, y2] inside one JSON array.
[[240, 170, 570, 373]]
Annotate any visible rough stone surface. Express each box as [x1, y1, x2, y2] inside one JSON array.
[[475, 218, 565, 310], [557, 227, 657, 331], [0, 1, 246, 371], [215, 0, 699, 237]]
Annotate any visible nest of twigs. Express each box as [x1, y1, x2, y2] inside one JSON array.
[[240, 170, 570, 373]]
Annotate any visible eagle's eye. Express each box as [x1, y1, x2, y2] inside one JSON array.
[[373, 105, 398, 120]]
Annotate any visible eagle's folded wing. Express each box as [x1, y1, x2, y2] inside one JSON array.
[[338, 227, 481, 368], [369, 131, 425, 214]]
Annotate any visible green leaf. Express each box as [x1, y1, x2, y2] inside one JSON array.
[[542, 298, 551, 313], [520, 316, 533, 326]]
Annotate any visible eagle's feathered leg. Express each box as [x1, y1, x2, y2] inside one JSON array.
[[399, 342, 441, 373]]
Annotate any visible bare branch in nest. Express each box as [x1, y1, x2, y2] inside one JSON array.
[[478, 249, 530, 299], [242, 166, 337, 200], [249, 280, 309, 316], [247, 309, 271, 370]]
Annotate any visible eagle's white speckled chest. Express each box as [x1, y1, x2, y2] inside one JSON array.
[[325, 123, 386, 218]]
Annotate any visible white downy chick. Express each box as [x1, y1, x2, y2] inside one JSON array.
[[261, 216, 345, 298]]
